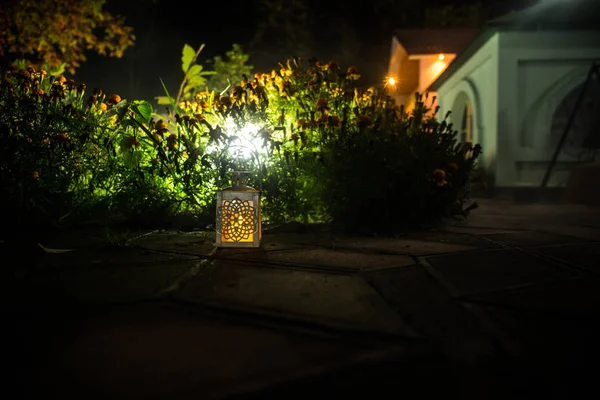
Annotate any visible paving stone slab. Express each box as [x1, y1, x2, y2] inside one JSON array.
[[424, 250, 579, 297], [545, 225, 600, 241], [176, 262, 415, 336], [480, 231, 588, 248], [443, 225, 524, 235], [133, 231, 216, 256], [31, 302, 397, 400], [266, 248, 415, 271], [31, 247, 198, 271], [534, 242, 600, 273], [465, 277, 600, 314], [13, 261, 199, 306], [334, 233, 498, 256], [476, 305, 600, 366], [365, 265, 501, 363], [262, 232, 335, 251]]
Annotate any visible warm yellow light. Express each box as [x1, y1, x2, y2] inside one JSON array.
[[219, 199, 256, 244], [438, 54, 445, 61], [387, 77, 396, 86]]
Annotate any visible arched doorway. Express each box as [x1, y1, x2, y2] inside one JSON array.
[[461, 101, 474, 144], [450, 91, 475, 144], [550, 80, 600, 161]]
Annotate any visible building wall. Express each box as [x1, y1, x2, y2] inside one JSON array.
[[497, 30, 600, 187], [436, 33, 500, 185]]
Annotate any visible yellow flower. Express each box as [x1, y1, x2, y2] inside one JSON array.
[[99, 103, 107, 113]]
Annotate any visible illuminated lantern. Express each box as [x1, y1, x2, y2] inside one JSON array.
[[215, 171, 261, 248]]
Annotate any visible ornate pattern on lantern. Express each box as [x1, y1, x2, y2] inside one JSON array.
[[215, 171, 261, 247]]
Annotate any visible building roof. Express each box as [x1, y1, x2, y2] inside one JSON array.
[[428, 0, 600, 91], [393, 28, 479, 55], [488, 0, 600, 30]]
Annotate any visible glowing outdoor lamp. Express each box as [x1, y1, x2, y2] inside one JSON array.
[[438, 53, 445, 61], [215, 171, 262, 248]]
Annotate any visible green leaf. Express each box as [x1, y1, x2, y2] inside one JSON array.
[[155, 95, 173, 105], [187, 64, 203, 77], [132, 100, 153, 123], [38, 243, 74, 254], [182, 44, 195, 73]]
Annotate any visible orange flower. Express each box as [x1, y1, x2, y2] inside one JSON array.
[[316, 97, 330, 112], [327, 62, 340, 73], [166, 134, 177, 150], [431, 169, 447, 187], [54, 133, 69, 142], [291, 133, 300, 145], [99, 103, 107, 113], [346, 66, 360, 80], [327, 115, 341, 128], [56, 75, 66, 84], [220, 96, 233, 107], [232, 86, 245, 99], [32, 171, 40, 181], [155, 120, 168, 133], [357, 114, 372, 128], [315, 61, 327, 71], [107, 94, 121, 105]]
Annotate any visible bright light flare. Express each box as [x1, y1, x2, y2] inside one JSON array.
[[438, 54, 445, 61], [224, 118, 265, 160], [384, 76, 398, 90]]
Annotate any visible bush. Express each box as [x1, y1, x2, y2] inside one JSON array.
[[172, 57, 481, 232], [1, 54, 481, 236]]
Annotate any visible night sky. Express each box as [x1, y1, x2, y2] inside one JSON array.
[[71, 0, 538, 107]]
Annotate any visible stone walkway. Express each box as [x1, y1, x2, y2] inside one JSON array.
[[3, 199, 600, 399]]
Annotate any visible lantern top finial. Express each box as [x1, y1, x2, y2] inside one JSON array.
[[232, 171, 249, 187]]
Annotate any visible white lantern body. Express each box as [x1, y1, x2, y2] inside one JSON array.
[[215, 181, 261, 248]]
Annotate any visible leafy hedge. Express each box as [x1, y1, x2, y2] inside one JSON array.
[[0, 57, 481, 235]]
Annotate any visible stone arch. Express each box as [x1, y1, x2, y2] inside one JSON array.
[[550, 78, 600, 160], [447, 79, 483, 149], [522, 65, 592, 151]]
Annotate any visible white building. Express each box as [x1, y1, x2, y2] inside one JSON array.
[[389, 0, 600, 197]]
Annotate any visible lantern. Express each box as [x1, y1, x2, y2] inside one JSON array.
[[215, 171, 261, 248]]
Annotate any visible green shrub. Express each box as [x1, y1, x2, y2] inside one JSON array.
[[1, 53, 481, 236]]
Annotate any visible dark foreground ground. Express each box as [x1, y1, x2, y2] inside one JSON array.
[[3, 198, 600, 399]]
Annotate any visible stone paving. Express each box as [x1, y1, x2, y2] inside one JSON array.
[[3, 198, 600, 399]]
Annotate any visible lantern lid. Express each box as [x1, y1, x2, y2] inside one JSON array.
[[223, 171, 259, 192]]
